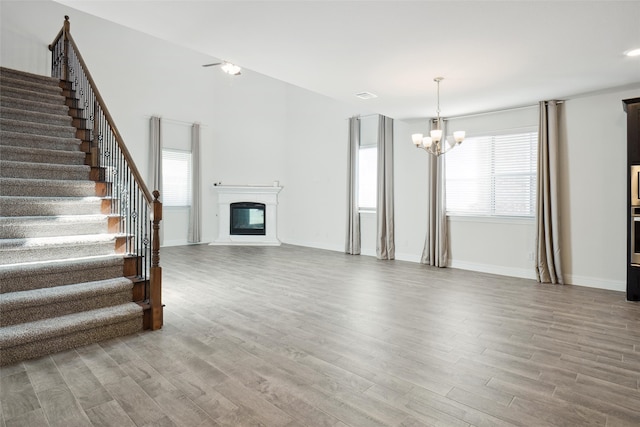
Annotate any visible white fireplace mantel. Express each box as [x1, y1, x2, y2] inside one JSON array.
[[210, 185, 282, 246]]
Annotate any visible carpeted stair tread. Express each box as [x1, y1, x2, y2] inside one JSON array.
[[0, 214, 111, 238], [0, 130, 81, 151], [0, 303, 142, 365], [0, 177, 97, 197], [0, 233, 118, 248], [0, 255, 124, 293], [0, 85, 65, 106], [0, 118, 76, 138], [0, 145, 85, 165], [0, 303, 142, 345], [0, 196, 106, 216], [0, 67, 62, 86], [1, 106, 72, 127], [0, 94, 70, 115], [0, 75, 63, 96], [0, 160, 90, 180], [0, 233, 122, 265], [0, 277, 134, 326]]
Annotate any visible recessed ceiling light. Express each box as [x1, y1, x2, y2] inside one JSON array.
[[626, 48, 640, 57], [355, 91, 378, 100]]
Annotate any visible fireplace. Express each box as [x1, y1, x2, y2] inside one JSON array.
[[230, 202, 265, 235], [211, 185, 282, 246]]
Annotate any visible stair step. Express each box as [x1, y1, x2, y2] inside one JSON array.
[[0, 303, 142, 366], [0, 145, 85, 164], [0, 196, 107, 216], [0, 277, 134, 326], [0, 130, 81, 152], [0, 160, 90, 180], [0, 214, 111, 238], [0, 67, 61, 87], [0, 118, 76, 138], [0, 85, 65, 107], [0, 75, 63, 96], [0, 106, 72, 127], [0, 255, 125, 293], [0, 234, 123, 266], [0, 177, 98, 198], [0, 94, 70, 116]]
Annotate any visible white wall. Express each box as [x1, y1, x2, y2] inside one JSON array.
[[560, 86, 640, 291], [279, 86, 360, 251]]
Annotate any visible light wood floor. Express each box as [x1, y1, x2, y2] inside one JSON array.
[[2, 244, 640, 427]]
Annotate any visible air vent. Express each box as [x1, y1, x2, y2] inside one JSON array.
[[355, 91, 378, 100]]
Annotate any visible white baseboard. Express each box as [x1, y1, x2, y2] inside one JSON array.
[[564, 274, 625, 292], [211, 239, 627, 293], [161, 239, 187, 247], [280, 238, 344, 253], [394, 252, 423, 263], [448, 260, 537, 280]]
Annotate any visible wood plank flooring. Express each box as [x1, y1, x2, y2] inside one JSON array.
[[2, 243, 640, 426]]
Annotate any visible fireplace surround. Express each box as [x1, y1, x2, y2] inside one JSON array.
[[210, 185, 282, 246]]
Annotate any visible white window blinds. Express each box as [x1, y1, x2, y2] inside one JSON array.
[[162, 149, 192, 207], [445, 130, 537, 217], [358, 146, 377, 209]]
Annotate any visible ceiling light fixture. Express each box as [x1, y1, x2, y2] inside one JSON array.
[[202, 61, 242, 75], [220, 62, 242, 75], [355, 91, 378, 100], [411, 77, 465, 157], [626, 48, 640, 57]]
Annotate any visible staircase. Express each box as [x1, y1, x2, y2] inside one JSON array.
[[0, 67, 144, 365]]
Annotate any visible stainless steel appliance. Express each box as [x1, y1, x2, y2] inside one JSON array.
[[632, 165, 640, 207], [632, 207, 640, 266], [631, 165, 640, 265]]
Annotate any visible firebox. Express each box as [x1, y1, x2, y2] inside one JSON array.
[[230, 202, 266, 235]]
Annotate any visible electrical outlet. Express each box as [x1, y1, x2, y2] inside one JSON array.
[[528, 252, 534, 261]]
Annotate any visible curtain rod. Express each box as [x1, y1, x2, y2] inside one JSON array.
[[146, 115, 206, 127], [444, 101, 564, 121], [346, 113, 379, 120]]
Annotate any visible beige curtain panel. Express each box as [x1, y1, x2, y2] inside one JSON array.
[[188, 123, 202, 243], [535, 100, 564, 284], [376, 115, 395, 260], [149, 116, 163, 245], [421, 118, 448, 267], [346, 116, 361, 255]]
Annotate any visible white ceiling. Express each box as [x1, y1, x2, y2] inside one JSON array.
[[57, 0, 640, 120]]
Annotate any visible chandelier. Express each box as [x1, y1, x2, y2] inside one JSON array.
[[411, 77, 465, 156]]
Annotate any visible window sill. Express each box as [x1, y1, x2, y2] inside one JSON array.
[[359, 208, 376, 215]]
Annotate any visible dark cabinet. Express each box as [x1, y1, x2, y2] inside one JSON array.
[[624, 97, 640, 301]]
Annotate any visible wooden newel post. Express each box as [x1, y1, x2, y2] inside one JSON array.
[[150, 190, 163, 330], [62, 16, 70, 82]]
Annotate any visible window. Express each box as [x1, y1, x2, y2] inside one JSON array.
[[162, 149, 192, 207], [445, 130, 537, 217], [358, 146, 377, 210]]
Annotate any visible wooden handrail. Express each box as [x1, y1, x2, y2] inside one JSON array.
[[49, 17, 153, 204]]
